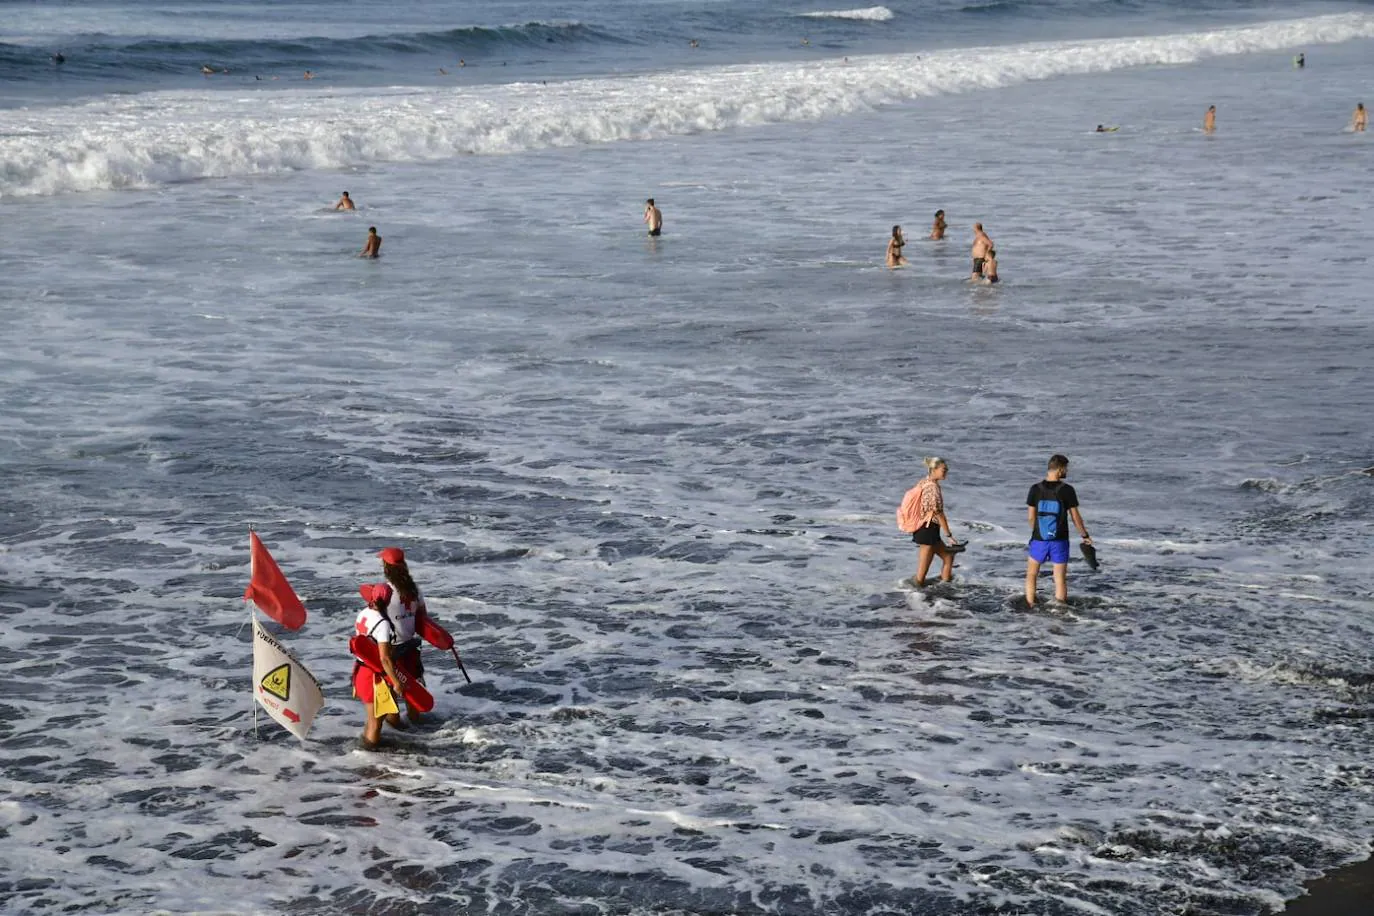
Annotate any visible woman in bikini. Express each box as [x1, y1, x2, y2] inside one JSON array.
[[929, 209, 947, 240], [886, 225, 907, 268]]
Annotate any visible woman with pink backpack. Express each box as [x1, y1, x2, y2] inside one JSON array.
[[896, 456, 965, 588]]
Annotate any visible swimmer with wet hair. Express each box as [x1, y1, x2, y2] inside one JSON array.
[[360, 226, 382, 258]]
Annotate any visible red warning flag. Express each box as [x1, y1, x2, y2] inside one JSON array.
[[244, 531, 307, 630]]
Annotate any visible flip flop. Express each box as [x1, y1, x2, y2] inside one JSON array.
[[947, 540, 967, 554], [1081, 541, 1099, 570]]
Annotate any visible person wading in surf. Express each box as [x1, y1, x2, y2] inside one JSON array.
[[1024, 454, 1093, 606], [644, 198, 663, 237], [378, 546, 432, 723], [929, 209, 946, 240], [360, 226, 382, 258], [353, 583, 404, 750], [897, 457, 964, 588], [886, 225, 908, 268]]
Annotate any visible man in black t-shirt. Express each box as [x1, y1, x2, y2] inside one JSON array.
[[1025, 453, 1093, 606]]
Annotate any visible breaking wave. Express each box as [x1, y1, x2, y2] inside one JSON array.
[[3, 13, 1372, 199], [800, 6, 896, 22]]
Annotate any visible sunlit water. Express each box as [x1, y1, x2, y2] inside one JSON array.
[[2, 3, 1373, 914]]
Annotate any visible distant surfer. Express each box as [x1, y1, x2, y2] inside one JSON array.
[[1203, 104, 1216, 134], [360, 226, 382, 258], [378, 547, 431, 724], [644, 198, 662, 237], [1024, 454, 1093, 607], [896, 457, 964, 589], [1294, 52, 1305, 69], [353, 583, 405, 750], [886, 225, 907, 269], [929, 209, 946, 241], [1353, 102, 1367, 132], [970, 222, 992, 280], [303, 69, 314, 80], [201, 65, 215, 75], [334, 191, 355, 211], [689, 39, 699, 48], [52, 52, 65, 66]]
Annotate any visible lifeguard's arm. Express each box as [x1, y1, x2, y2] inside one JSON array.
[[1069, 507, 1091, 541], [377, 640, 402, 687]]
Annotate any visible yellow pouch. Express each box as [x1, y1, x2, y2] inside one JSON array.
[[373, 677, 399, 717]]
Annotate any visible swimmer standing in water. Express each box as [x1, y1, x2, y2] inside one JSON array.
[[644, 198, 663, 237], [1353, 102, 1367, 132], [1203, 104, 1216, 134], [360, 227, 382, 258], [978, 248, 999, 284], [886, 225, 908, 269], [334, 191, 356, 211], [929, 209, 946, 240], [970, 222, 992, 280]]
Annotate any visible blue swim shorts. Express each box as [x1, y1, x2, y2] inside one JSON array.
[[1027, 539, 1070, 565]]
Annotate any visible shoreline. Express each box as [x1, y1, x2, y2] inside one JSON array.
[[1282, 848, 1374, 914]]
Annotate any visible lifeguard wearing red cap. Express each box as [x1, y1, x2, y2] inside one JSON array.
[[378, 547, 406, 565], [358, 582, 393, 605]]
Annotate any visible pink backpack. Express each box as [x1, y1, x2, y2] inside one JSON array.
[[896, 481, 929, 533]]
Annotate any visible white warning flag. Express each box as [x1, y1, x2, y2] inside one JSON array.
[[252, 618, 325, 741]]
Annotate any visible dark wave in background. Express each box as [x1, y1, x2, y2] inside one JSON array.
[[0, 21, 623, 81], [3, 0, 1368, 92]]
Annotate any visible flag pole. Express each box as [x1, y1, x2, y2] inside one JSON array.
[[249, 607, 259, 738]]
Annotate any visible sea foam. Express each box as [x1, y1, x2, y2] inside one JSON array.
[[800, 6, 896, 22], [2, 12, 1371, 199]]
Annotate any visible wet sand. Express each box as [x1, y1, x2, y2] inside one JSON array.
[[1282, 849, 1374, 914]]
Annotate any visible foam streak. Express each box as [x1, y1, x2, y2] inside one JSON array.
[[2, 13, 1371, 198]]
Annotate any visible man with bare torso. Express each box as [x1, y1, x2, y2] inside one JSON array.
[[335, 191, 355, 211], [1203, 104, 1216, 134], [360, 226, 382, 258], [644, 198, 662, 237], [970, 223, 993, 280], [1354, 103, 1367, 132]]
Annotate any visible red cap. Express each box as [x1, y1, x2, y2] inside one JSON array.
[[378, 547, 405, 565], [359, 582, 393, 605]]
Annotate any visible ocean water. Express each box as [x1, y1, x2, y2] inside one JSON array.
[[2, 1, 1373, 914]]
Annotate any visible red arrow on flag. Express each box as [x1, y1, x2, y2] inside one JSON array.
[[282, 708, 300, 723]]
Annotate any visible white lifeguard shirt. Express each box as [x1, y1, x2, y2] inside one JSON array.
[[385, 587, 421, 643], [354, 606, 395, 644]]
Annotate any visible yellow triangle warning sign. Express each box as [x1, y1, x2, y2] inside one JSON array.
[[260, 663, 291, 701]]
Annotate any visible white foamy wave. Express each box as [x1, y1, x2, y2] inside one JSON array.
[[3, 12, 1372, 199], [800, 6, 895, 22]]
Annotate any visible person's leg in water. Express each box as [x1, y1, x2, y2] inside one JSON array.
[[1024, 556, 1042, 606], [1051, 562, 1069, 602], [916, 542, 952, 586], [938, 543, 956, 582], [361, 695, 383, 749]]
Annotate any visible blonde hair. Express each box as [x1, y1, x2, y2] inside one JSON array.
[[923, 456, 947, 472]]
